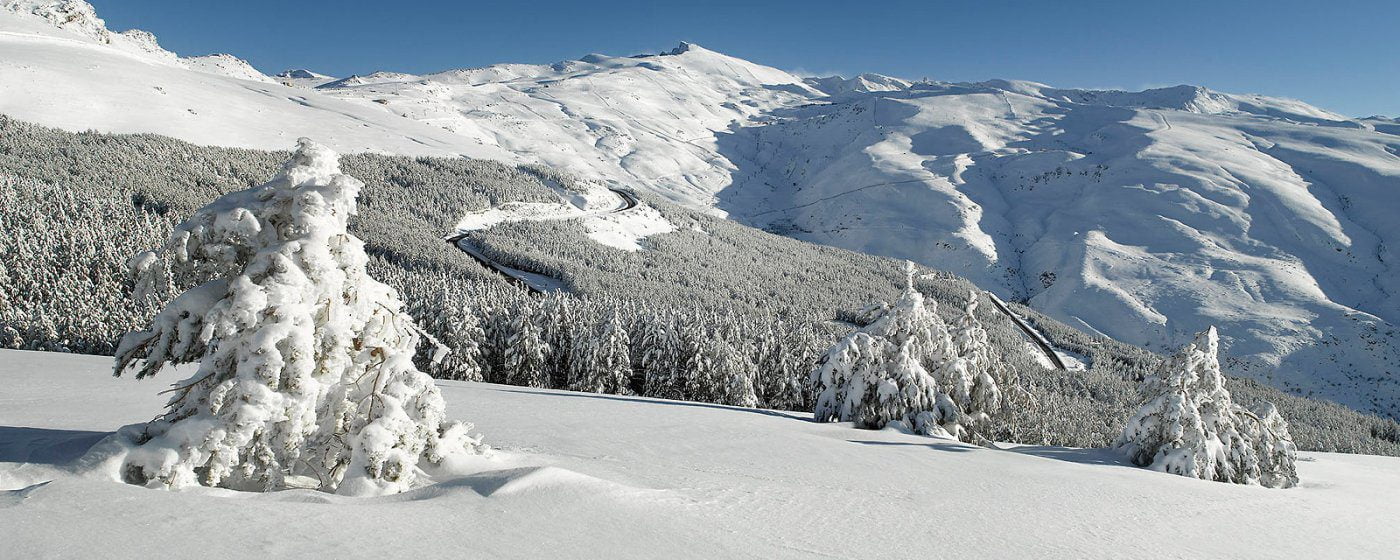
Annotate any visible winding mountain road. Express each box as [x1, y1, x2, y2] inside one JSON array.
[[445, 187, 639, 294]]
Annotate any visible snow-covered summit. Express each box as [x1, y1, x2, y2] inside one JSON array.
[[318, 71, 420, 89], [185, 53, 274, 83], [274, 68, 337, 88], [1, 0, 178, 63], [1006, 82, 1353, 123], [806, 73, 915, 97], [3, 0, 108, 41]]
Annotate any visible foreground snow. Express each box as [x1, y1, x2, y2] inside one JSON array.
[[1, 350, 1396, 559]]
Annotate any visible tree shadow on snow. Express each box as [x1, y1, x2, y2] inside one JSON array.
[[847, 440, 978, 453], [0, 426, 111, 465], [490, 388, 811, 421], [848, 439, 1136, 469], [1001, 445, 1134, 468]]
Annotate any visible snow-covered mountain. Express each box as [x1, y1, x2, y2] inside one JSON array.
[[2, 0, 1398, 417], [274, 68, 338, 88], [0, 0, 512, 160]]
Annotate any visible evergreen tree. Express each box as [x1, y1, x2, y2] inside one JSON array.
[[113, 139, 486, 495], [948, 291, 1003, 428], [1116, 327, 1298, 488], [478, 301, 510, 384], [811, 263, 969, 438], [502, 300, 549, 388], [540, 295, 576, 389], [432, 300, 485, 382], [638, 312, 682, 399], [568, 306, 632, 394]]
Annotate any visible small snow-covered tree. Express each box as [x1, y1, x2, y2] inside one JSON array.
[[1241, 402, 1300, 488], [810, 262, 972, 439], [1, 324, 21, 349], [113, 139, 486, 496], [1116, 327, 1298, 488]]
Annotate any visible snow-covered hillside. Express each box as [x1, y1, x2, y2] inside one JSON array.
[[3, 350, 1398, 559], [3, 0, 1398, 417], [718, 80, 1400, 418], [0, 0, 511, 160], [257, 48, 1400, 419]]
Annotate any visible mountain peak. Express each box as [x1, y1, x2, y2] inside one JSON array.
[[2, 0, 106, 40], [276, 69, 326, 79], [185, 53, 273, 84]]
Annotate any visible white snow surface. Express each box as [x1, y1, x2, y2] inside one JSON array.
[[274, 68, 338, 88], [1, 350, 1398, 559], [0, 2, 513, 160], [184, 53, 275, 84], [4, 1, 1400, 416]]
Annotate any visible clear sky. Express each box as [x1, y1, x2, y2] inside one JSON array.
[[89, 0, 1399, 117]]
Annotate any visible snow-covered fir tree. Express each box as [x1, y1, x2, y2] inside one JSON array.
[[502, 301, 550, 388], [755, 316, 793, 407], [948, 291, 1003, 428], [639, 312, 687, 400], [567, 306, 632, 394], [1116, 327, 1298, 488], [810, 263, 995, 440], [429, 298, 485, 382], [1241, 402, 1300, 488], [540, 295, 576, 389], [634, 311, 671, 393], [477, 300, 511, 384], [113, 139, 487, 495]]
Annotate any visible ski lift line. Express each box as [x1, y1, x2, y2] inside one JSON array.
[[746, 178, 931, 218], [984, 291, 1068, 371]]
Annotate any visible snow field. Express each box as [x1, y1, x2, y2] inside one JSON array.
[[2, 350, 1398, 559]]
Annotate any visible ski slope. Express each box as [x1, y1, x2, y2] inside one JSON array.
[[2, 350, 1398, 559], [2, 0, 1399, 417]]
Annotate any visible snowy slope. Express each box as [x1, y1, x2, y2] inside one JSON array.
[[308, 41, 819, 206], [184, 53, 275, 84], [0, 1, 512, 160], [717, 81, 1400, 417], [3, 0, 1399, 417], [3, 350, 1398, 559]]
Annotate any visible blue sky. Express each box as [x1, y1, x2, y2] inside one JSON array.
[[90, 0, 1399, 117]]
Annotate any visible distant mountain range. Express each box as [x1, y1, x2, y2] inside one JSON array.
[[2, 0, 1397, 417]]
